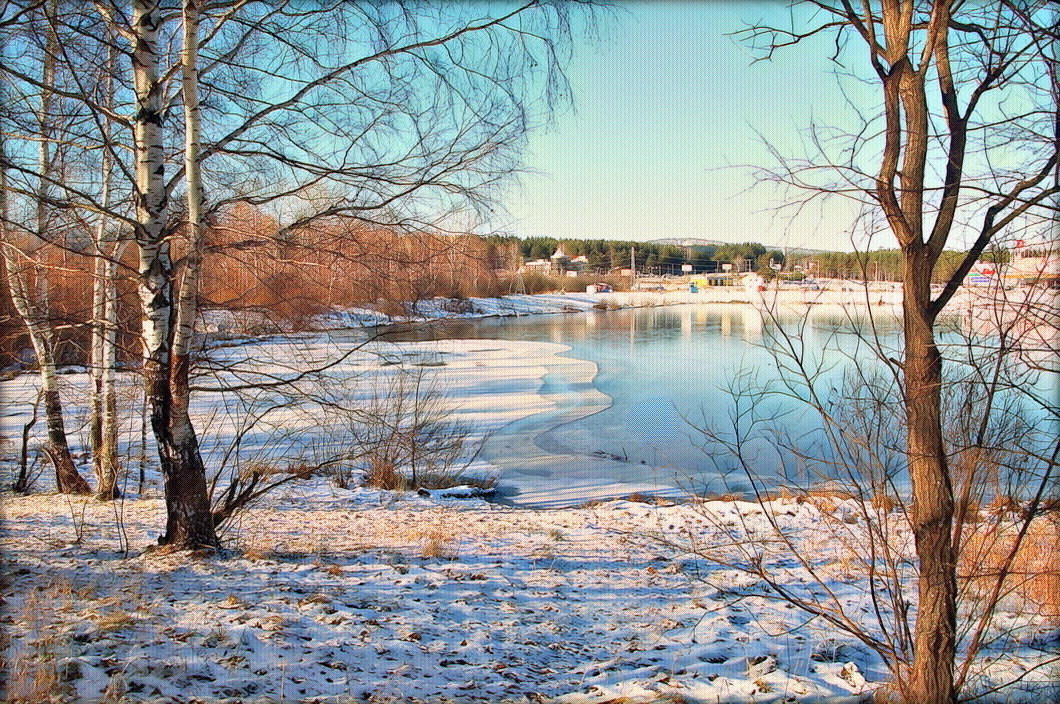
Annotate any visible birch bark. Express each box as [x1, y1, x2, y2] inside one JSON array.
[[1, 8, 89, 494], [131, 0, 217, 547]]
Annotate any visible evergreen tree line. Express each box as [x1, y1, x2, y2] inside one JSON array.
[[489, 235, 1003, 284]]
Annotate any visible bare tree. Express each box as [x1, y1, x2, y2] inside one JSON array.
[[675, 285, 1057, 702], [700, 4, 1059, 702], [1, 1, 592, 549], [0, 5, 90, 494], [88, 40, 128, 501]]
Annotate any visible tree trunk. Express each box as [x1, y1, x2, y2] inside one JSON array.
[[903, 250, 957, 704], [90, 250, 106, 475], [91, 240, 124, 499], [0, 3, 90, 495], [90, 43, 122, 501], [98, 249, 124, 499], [42, 386, 91, 494], [160, 354, 216, 547], [132, 0, 218, 549], [0, 170, 90, 496]]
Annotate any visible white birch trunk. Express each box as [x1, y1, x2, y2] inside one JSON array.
[[1, 9, 89, 494], [132, 0, 218, 548], [132, 0, 171, 365], [174, 0, 202, 361], [90, 44, 123, 499]]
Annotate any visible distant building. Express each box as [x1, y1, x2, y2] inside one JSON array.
[[967, 242, 1060, 287], [523, 258, 552, 274], [1007, 245, 1059, 286], [521, 246, 585, 276], [549, 246, 583, 275]]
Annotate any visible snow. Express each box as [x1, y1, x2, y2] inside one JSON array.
[[201, 287, 904, 338], [2, 292, 1056, 702], [3, 488, 1055, 703]]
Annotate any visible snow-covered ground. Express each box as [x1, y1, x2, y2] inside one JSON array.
[[3, 291, 1056, 702], [3, 486, 1056, 703]]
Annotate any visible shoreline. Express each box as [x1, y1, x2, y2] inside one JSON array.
[[2, 293, 1055, 704], [200, 286, 908, 341]]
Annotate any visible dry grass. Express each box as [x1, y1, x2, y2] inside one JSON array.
[[961, 511, 1060, 621], [701, 492, 745, 503], [364, 460, 409, 491], [416, 469, 497, 492], [93, 609, 136, 635], [870, 493, 899, 513], [363, 459, 497, 494], [2, 581, 79, 703], [420, 531, 459, 560], [404, 526, 460, 560], [241, 543, 274, 561], [758, 487, 902, 515]]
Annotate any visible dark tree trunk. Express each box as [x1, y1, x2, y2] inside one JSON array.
[[43, 389, 91, 494], [148, 354, 218, 550], [903, 251, 957, 704]]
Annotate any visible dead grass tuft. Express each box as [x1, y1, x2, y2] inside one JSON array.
[[242, 544, 274, 561], [364, 460, 408, 491], [364, 459, 497, 494], [422, 533, 458, 560], [319, 562, 344, 576], [3, 580, 78, 703], [93, 610, 135, 635], [870, 493, 899, 513], [987, 494, 1022, 515], [408, 527, 459, 560], [961, 512, 1060, 621], [703, 492, 745, 503]]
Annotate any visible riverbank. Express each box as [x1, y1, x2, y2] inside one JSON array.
[[2, 300, 1055, 703], [199, 285, 906, 339]]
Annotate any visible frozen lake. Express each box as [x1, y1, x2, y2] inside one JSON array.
[[1, 300, 1052, 507], [351, 304, 912, 505], [348, 301, 1056, 506]]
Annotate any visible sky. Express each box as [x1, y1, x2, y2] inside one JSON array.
[[502, 1, 879, 252]]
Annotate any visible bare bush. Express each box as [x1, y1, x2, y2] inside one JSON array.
[[193, 341, 490, 535], [337, 368, 490, 493]]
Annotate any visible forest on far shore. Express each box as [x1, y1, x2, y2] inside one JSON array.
[[0, 200, 1016, 370]]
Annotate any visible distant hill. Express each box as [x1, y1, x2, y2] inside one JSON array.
[[649, 238, 829, 257]]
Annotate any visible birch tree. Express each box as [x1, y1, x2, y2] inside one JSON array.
[[2, 0, 592, 548], [88, 40, 127, 500], [0, 3, 90, 495]]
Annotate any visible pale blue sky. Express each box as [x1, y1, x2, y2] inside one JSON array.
[[503, 1, 877, 252]]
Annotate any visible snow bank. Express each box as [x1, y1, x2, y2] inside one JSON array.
[[314, 288, 904, 331], [2, 488, 1054, 703], [316, 291, 692, 329]]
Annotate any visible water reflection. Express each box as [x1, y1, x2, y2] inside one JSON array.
[[360, 303, 1051, 501]]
